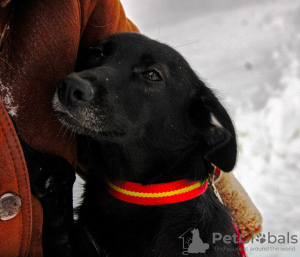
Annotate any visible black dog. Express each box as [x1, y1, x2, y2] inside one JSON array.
[[50, 32, 240, 256], [52, 32, 240, 256]]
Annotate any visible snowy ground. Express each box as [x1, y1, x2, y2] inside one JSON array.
[[74, 1, 300, 256]]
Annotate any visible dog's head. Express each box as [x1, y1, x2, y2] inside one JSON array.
[[53, 33, 237, 173]]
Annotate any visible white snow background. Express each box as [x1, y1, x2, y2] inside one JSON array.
[[74, 1, 300, 256]]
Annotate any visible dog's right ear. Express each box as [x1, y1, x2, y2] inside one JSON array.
[[189, 82, 237, 172]]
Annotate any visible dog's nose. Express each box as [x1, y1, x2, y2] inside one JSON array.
[[58, 75, 94, 107]]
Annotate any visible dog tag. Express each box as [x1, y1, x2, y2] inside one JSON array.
[[211, 183, 224, 205]]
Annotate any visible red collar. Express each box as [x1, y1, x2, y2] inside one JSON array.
[[106, 179, 208, 205]]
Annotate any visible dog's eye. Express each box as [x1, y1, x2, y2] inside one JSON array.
[[142, 70, 162, 81], [90, 47, 104, 59]]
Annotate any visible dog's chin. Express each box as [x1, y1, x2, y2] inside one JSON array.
[[55, 111, 126, 140]]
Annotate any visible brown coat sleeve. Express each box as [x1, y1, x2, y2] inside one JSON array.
[[0, 0, 138, 165], [0, 1, 138, 256]]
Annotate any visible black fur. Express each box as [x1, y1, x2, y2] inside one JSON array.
[[20, 137, 75, 257], [27, 32, 240, 257]]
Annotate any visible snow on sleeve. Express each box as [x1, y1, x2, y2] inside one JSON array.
[[0, 79, 18, 117]]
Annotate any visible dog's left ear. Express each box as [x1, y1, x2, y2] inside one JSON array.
[[189, 82, 237, 172]]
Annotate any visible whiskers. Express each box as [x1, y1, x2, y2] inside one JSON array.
[[156, 25, 161, 40], [50, 110, 77, 142], [0, 56, 13, 69], [175, 40, 201, 48]]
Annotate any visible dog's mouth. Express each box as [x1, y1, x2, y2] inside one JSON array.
[[53, 94, 125, 138]]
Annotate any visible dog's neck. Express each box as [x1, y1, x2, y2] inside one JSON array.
[[85, 135, 211, 185]]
